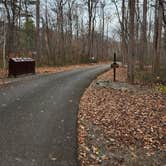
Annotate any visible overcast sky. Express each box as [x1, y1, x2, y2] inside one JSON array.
[[0, 0, 155, 40]]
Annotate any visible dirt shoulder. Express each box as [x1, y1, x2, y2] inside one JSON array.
[[78, 68, 166, 166], [0, 62, 109, 87]]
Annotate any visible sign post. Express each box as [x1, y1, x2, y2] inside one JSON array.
[[111, 53, 119, 82]]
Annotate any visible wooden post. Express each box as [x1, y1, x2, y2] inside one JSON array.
[[111, 53, 119, 82]]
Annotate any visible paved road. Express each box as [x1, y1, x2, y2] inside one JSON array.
[[0, 65, 109, 166]]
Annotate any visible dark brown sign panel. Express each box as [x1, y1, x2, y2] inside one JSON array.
[[9, 58, 35, 77]]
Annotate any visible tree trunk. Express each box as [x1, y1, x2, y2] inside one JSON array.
[[87, 0, 93, 59], [121, 0, 127, 65], [153, 0, 163, 76], [128, 0, 135, 83], [135, 0, 140, 65], [101, 1, 105, 59], [140, 0, 147, 70], [36, 0, 40, 62]]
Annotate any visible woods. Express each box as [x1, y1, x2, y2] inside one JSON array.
[[0, 1, 165, 165], [0, 0, 166, 83]]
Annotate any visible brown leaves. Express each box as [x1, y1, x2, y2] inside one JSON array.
[[0, 62, 110, 86], [78, 68, 166, 165], [36, 62, 109, 75]]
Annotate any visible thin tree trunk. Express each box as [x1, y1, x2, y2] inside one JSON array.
[[128, 0, 135, 83], [121, 0, 127, 65], [153, 0, 163, 75], [36, 0, 40, 62], [140, 0, 147, 70]]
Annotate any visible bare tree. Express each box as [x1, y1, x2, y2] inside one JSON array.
[[2, 0, 21, 57], [128, 0, 135, 83], [100, 0, 105, 59], [140, 0, 147, 70], [36, 0, 40, 60], [86, 0, 99, 59], [153, 0, 163, 75], [67, 0, 76, 41], [56, 0, 67, 65], [113, 0, 128, 65]]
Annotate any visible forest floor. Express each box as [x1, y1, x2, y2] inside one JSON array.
[[78, 67, 166, 166], [0, 62, 109, 86]]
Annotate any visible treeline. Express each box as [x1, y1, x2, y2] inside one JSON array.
[[117, 0, 166, 83], [0, 0, 166, 83], [0, 0, 114, 67]]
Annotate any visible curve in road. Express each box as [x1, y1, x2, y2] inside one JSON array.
[[0, 65, 109, 166]]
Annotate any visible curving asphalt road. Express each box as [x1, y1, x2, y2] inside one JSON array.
[[0, 65, 109, 166]]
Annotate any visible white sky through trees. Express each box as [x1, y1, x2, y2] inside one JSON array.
[[0, 0, 156, 40]]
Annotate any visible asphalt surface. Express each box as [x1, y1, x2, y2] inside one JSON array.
[[0, 65, 109, 166]]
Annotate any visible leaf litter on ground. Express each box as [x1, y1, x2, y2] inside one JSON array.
[[78, 67, 166, 166], [0, 62, 110, 87]]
